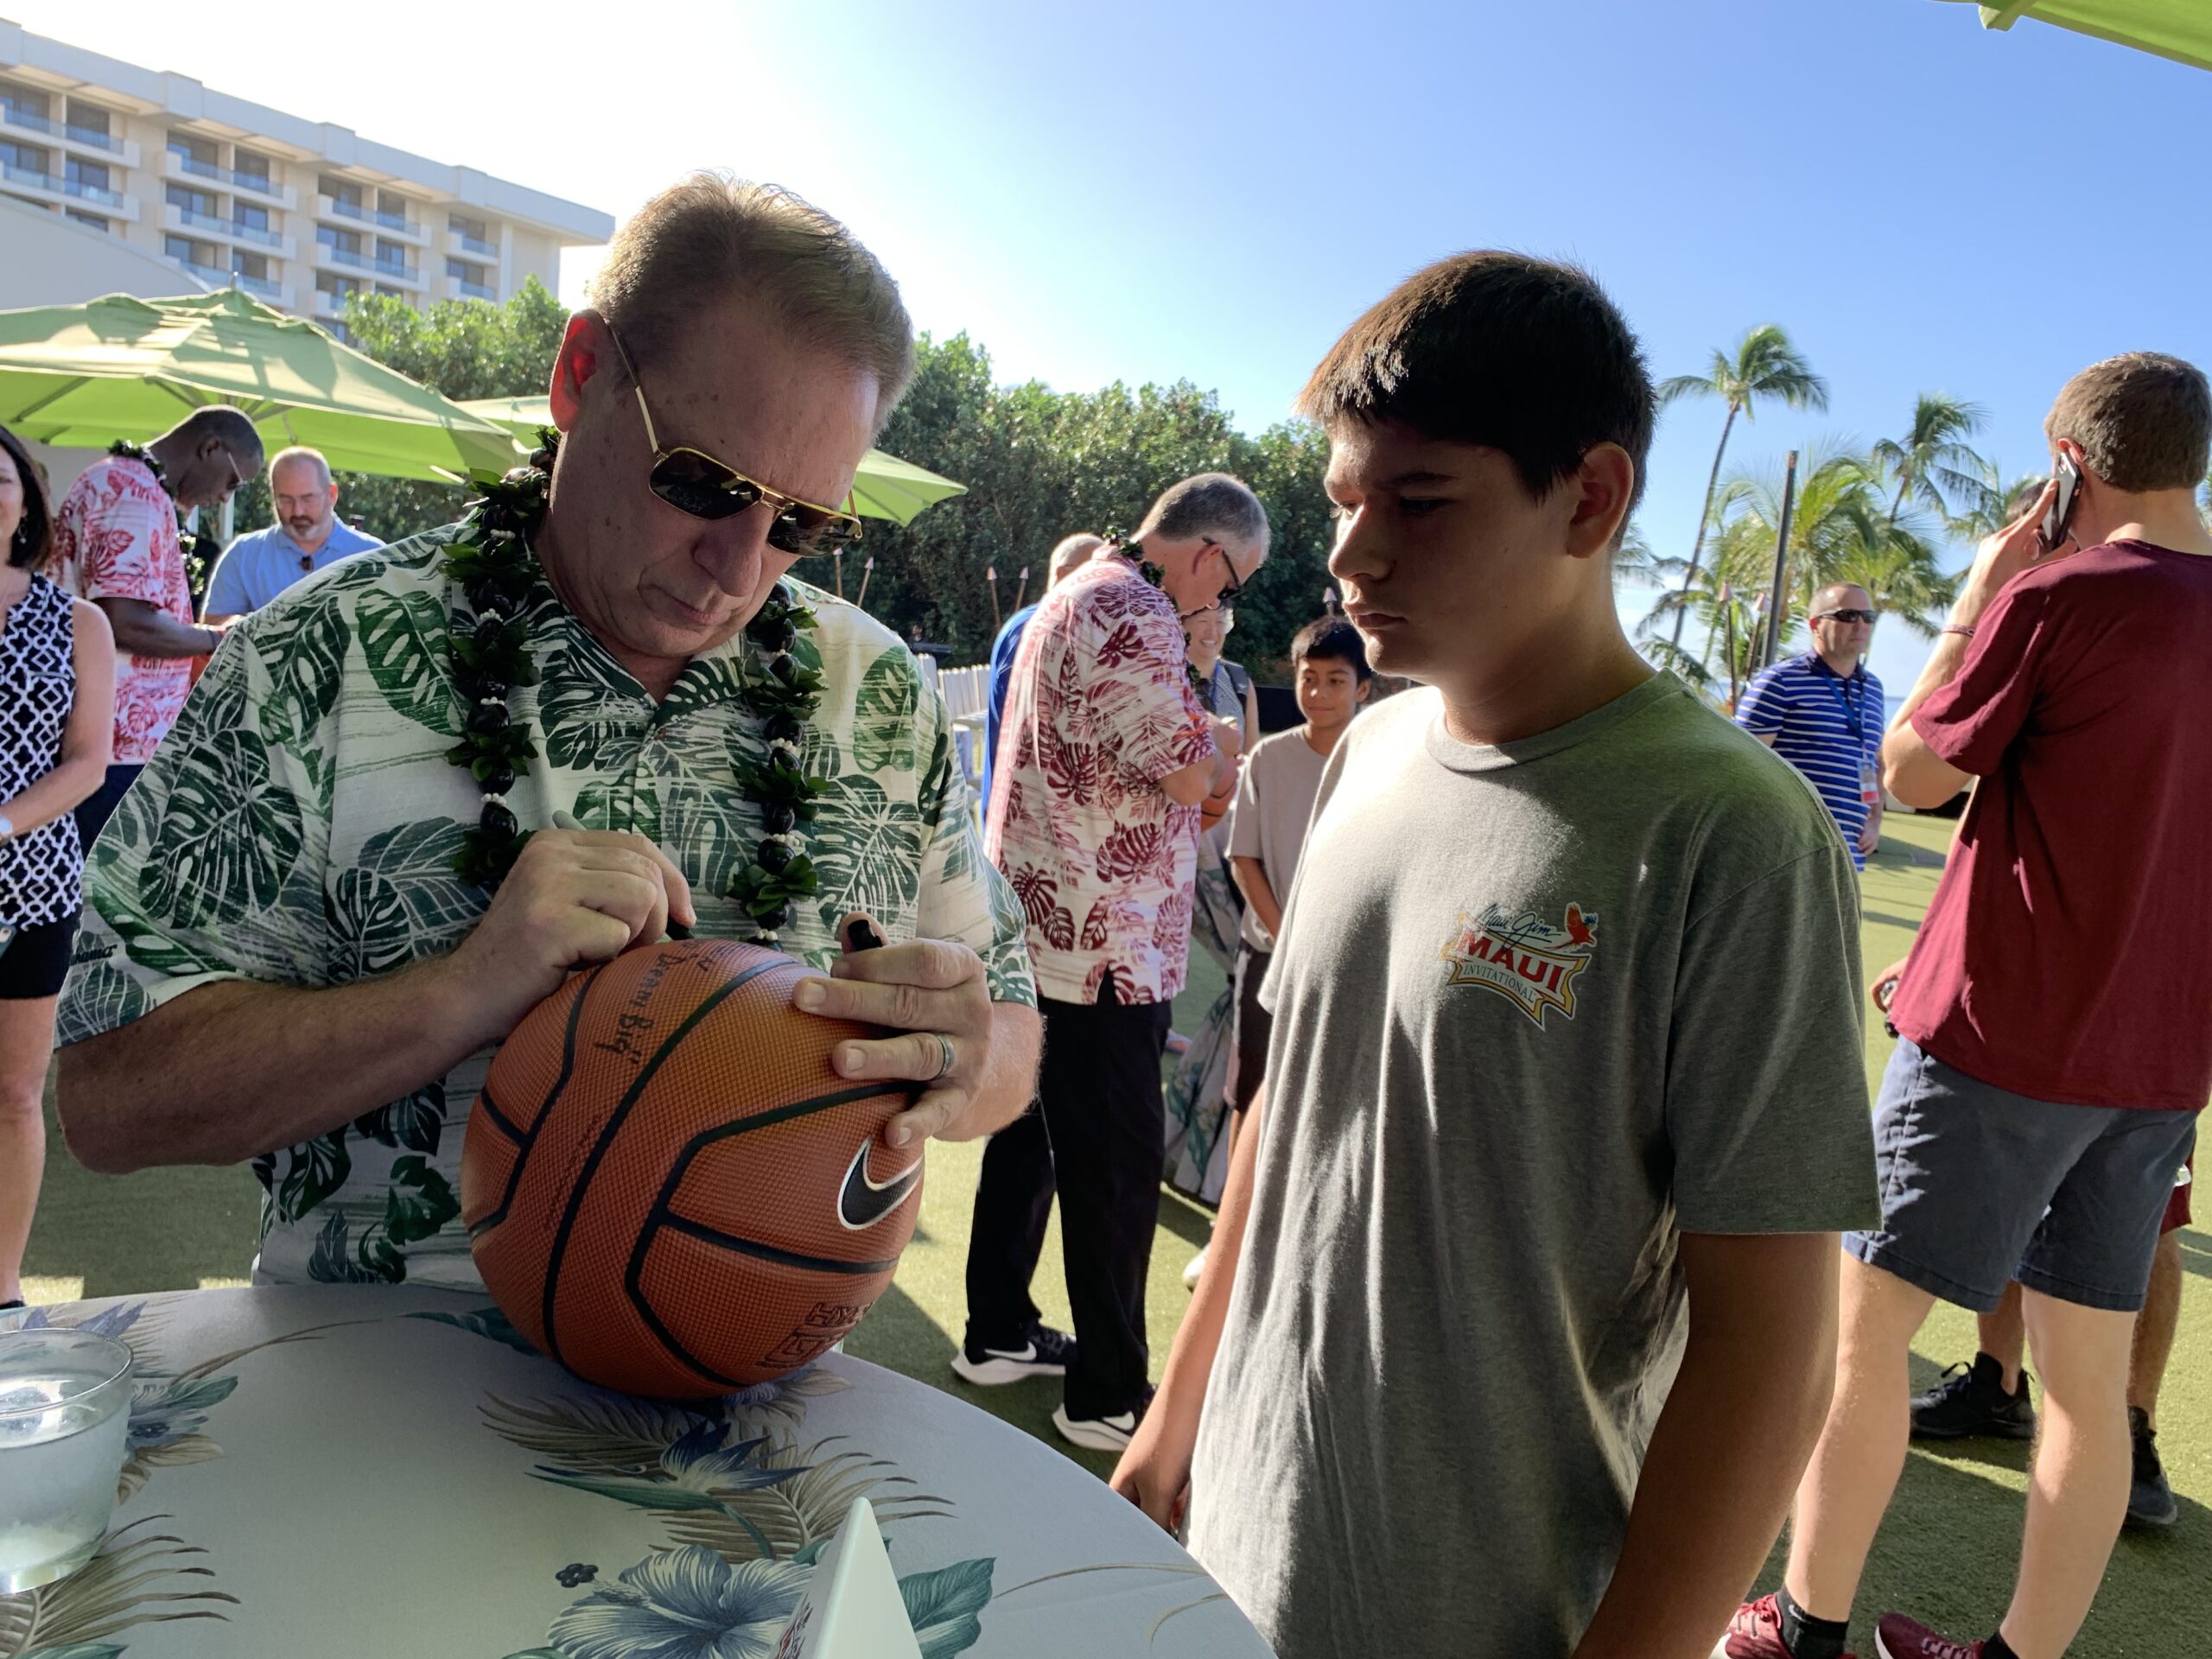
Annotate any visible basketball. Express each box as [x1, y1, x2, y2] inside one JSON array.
[[461, 939, 924, 1397]]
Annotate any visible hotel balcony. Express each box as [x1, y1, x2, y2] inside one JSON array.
[[0, 160, 138, 220], [161, 148, 297, 209], [163, 202, 296, 259], [168, 256, 293, 309], [447, 227, 498, 260], [442, 267, 498, 302], [0, 101, 140, 168], [317, 194, 429, 245], [312, 239, 424, 291]]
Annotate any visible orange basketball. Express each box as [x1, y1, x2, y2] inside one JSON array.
[[461, 939, 923, 1397]]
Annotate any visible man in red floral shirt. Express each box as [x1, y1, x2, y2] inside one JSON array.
[[51, 407, 264, 849], [964, 472, 1266, 1450]]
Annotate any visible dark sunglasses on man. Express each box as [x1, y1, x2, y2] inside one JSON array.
[[1202, 536, 1244, 605], [601, 316, 865, 556], [1813, 607, 1879, 625]]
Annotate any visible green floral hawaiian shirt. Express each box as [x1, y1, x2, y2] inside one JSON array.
[[56, 527, 1035, 1289]]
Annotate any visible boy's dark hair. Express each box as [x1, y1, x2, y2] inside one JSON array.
[[1291, 614, 1372, 683], [2045, 353, 2211, 493], [1297, 251, 1656, 525], [1, 423, 52, 571]]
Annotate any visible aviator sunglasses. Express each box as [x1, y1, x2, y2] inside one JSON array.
[[601, 318, 866, 556], [1813, 607, 1879, 625]]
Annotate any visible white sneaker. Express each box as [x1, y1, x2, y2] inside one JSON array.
[[1052, 1402, 1140, 1452], [1182, 1247, 1208, 1289], [950, 1326, 1074, 1386]]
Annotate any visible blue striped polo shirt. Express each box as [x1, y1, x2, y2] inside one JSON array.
[[1734, 653, 1885, 869]]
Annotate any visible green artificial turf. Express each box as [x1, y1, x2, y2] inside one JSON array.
[[23, 812, 2206, 1653]]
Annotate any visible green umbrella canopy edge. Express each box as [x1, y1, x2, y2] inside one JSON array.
[[0, 289, 518, 480], [1936, 0, 2212, 73]]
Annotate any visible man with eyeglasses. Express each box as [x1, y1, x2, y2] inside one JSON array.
[[49, 404, 264, 850], [960, 471, 1263, 1452], [51, 175, 1043, 1294], [202, 446, 381, 626], [1733, 583, 1886, 869]]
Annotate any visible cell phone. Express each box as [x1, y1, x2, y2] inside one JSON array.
[[2038, 452, 2082, 556]]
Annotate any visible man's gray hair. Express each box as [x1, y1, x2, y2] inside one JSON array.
[[168, 405, 264, 460], [591, 172, 916, 427], [268, 446, 332, 488], [1135, 472, 1268, 549]]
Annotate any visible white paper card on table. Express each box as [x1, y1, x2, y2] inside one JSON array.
[[772, 1495, 922, 1659]]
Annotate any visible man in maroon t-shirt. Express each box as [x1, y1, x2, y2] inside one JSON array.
[[1723, 353, 2212, 1659]]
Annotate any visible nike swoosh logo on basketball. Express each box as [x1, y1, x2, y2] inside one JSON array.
[[838, 1141, 922, 1230]]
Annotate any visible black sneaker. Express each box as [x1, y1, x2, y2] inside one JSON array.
[[1910, 1352, 2037, 1440], [950, 1324, 1076, 1386], [2126, 1405, 2177, 1531]]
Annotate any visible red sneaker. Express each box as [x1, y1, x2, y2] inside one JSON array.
[[1717, 1593, 1859, 1659], [1872, 1613, 1984, 1659]]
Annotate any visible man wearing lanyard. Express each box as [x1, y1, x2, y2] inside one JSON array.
[[1734, 584, 1885, 869], [201, 447, 381, 626]]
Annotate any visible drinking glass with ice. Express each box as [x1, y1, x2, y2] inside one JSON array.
[[0, 1327, 135, 1593]]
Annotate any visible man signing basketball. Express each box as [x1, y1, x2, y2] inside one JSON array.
[[53, 175, 1040, 1288]]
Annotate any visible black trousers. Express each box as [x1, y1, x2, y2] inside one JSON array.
[[72, 763, 142, 857], [963, 979, 1170, 1418]]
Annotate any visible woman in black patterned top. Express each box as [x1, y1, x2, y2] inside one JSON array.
[[0, 423, 115, 1311]]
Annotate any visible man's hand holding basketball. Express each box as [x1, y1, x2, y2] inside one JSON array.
[[439, 828, 697, 1048], [794, 912, 997, 1148]]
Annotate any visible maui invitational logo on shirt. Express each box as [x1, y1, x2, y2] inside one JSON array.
[[1440, 901, 1599, 1027]]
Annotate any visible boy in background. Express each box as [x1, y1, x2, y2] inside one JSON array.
[[1224, 618, 1369, 1116], [1185, 614, 1371, 1286]]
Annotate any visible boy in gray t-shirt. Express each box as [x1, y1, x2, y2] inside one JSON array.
[[1111, 252, 1878, 1659], [1223, 614, 1371, 1112]]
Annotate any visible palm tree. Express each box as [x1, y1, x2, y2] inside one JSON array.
[[1636, 562, 1759, 703], [1872, 393, 1992, 528], [1610, 521, 1661, 588], [1948, 464, 2047, 543], [1658, 324, 1829, 646], [1703, 444, 1957, 645]]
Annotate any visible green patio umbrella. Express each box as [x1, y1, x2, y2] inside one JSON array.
[[1935, 0, 2212, 72], [0, 289, 520, 481], [457, 395, 969, 525]]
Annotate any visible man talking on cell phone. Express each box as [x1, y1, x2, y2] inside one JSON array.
[[1724, 352, 2212, 1659]]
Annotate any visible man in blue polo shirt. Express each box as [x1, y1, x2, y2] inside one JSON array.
[[1735, 583, 1885, 868], [203, 446, 380, 624]]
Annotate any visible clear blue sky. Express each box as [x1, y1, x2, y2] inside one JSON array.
[[23, 0, 2212, 689]]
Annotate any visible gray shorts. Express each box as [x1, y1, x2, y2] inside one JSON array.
[[1846, 1038, 2198, 1314]]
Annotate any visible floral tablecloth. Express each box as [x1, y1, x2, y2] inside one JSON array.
[[0, 1287, 1270, 1659]]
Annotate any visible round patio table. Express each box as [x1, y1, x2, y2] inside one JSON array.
[[0, 1286, 1270, 1659]]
